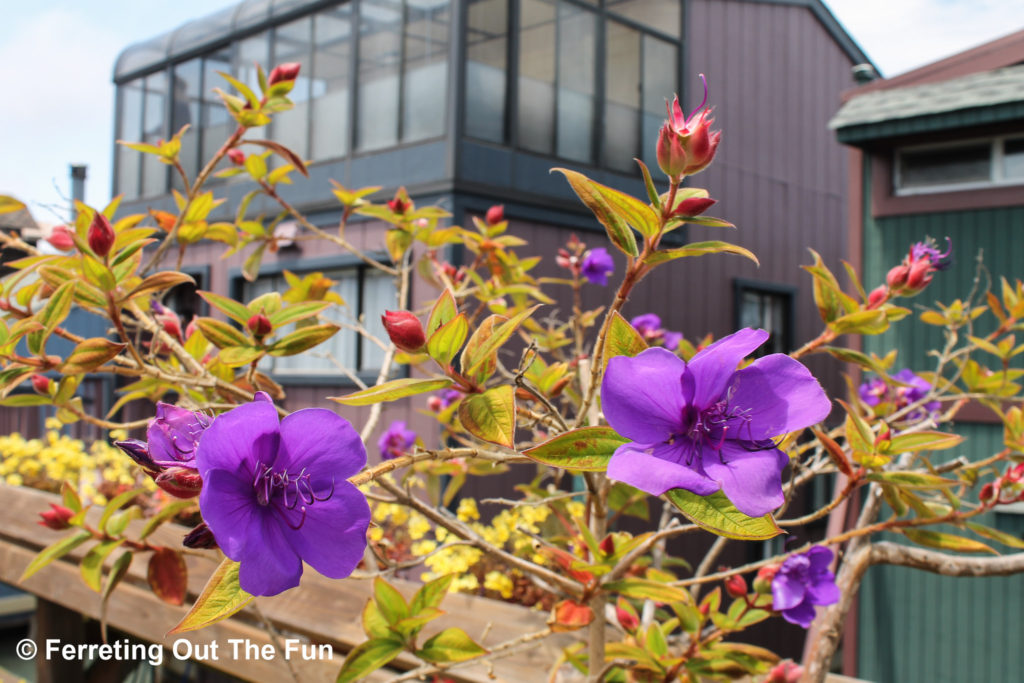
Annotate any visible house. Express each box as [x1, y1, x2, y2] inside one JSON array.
[[830, 28, 1024, 683]]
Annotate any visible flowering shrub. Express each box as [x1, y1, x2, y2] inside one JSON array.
[[1, 63, 1023, 683]]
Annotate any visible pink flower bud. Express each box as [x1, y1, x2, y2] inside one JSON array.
[[247, 312, 273, 337], [673, 196, 717, 217], [38, 503, 75, 530], [47, 225, 75, 251], [905, 258, 933, 290], [485, 205, 505, 225], [31, 373, 51, 395], [886, 264, 910, 290], [660, 77, 722, 178], [867, 285, 888, 309], [656, 122, 688, 178], [615, 602, 639, 632], [155, 467, 203, 499], [766, 660, 804, 683], [753, 563, 780, 594], [381, 310, 426, 353], [185, 316, 199, 340], [227, 148, 246, 165], [724, 573, 747, 598], [183, 522, 219, 549], [268, 62, 301, 86], [427, 396, 443, 412], [87, 213, 116, 258]]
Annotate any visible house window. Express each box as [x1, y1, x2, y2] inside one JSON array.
[[894, 136, 1024, 194], [735, 280, 794, 356], [240, 266, 394, 378]]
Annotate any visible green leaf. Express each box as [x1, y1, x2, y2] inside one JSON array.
[[140, 500, 195, 540], [373, 577, 408, 624], [242, 243, 267, 281], [966, 522, 1024, 549], [169, 558, 254, 633], [267, 323, 339, 356], [645, 241, 759, 267], [336, 637, 404, 683], [865, 472, 959, 489], [196, 317, 250, 349], [123, 271, 195, 300], [362, 599, 390, 639], [198, 291, 252, 325], [602, 578, 690, 603], [267, 301, 331, 328], [331, 377, 453, 406], [636, 160, 661, 211], [522, 426, 628, 471], [27, 280, 77, 355], [61, 481, 83, 514], [98, 488, 144, 534], [393, 607, 445, 637], [458, 385, 516, 448], [410, 574, 455, 615], [902, 529, 997, 555], [427, 313, 468, 367], [0, 195, 27, 214], [553, 168, 638, 257], [583, 173, 661, 238], [217, 71, 260, 108], [62, 338, 127, 374], [0, 394, 53, 407], [461, 305, 540, 377], [20, 530, 92, 582], [885, 431, 964, 454], [101, 551, 133, 619], [81, 539, 126, 592], [822, 346, 887, 375], [601, 311, 648, 368], [218, 346, 265, 367], [829, 310, 889, 336], [416, 627, 487, 663], [665, 489, 782, 541], [427, 289, 458, 337], [803, 249, 858, 324]]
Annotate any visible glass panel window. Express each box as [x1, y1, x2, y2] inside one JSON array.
[[357, 0, 402, 151], [641, 36, 676, 172], [517, 0, 556, 154], [737, 285, 792, 356], [604, 21, 640, 171], [142, 71, 168, 197], [237, 32, 270, 95], [465, 0, 507, 142], [556, 1, 595, 162], [271, 17, 313, 161], [311, 5, 353, 160], [897, 143, 991, 190], [403, 0, 450, 142], [117, 80, 144, 200], [243, 266, 395, 376], [606, 0, 680, 37], [172, 59, 202, 190], [1003, 138, 1024, 180], [202, 48, 234, 174]]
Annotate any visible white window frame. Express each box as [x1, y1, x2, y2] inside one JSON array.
[[893, 134, 1024, 196]]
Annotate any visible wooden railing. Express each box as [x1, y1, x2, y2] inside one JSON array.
[[0, 484, 560, 682]]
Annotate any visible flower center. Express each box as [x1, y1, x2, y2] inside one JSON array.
[[169, 412, 211, 458], [672, 386, 774, 462], [252, 463, 334, 529]]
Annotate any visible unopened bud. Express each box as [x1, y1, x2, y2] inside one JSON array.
[[227, 148, 246, 166], [268, 62, 301, 86], [656, 123, 688, 178], [886, 264, 910, 290], [724, 573, 747, 598], [381, 310, 426, 353], [599, 535, 615, 556], [753, 563, 780, 594], [87, 213, 116, 258], [155, 467, 203, 499], [766, 660, 804, 683], [867, 285, 888, 309], [47, 225, 75, 251], [980, 482, 996, 503], [615, 600, 639, 632], [38, 503, 75, 530], [485, 205, 504, 225], [115, 439, 162, 475], [427, 396, 443, 412], [183, 522, 219, 549], [31, 374, 51, 395], [247, 312, 273, 338], [673, 196, 716, 216], [905, 258, 932, 290]]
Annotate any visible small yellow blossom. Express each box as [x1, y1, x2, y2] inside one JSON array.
[[456, 498, 479, 522], [484, 571, 514, 598]]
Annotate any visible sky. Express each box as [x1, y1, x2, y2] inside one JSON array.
[[1, 0, 1023, 224]]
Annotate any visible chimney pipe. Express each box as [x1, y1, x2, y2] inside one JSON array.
[[69, 164, 87, 222]]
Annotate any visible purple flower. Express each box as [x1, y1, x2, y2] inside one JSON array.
[[771, 546, 840, 628], [910, 237, 953, 271], [663, 331, 683, 352], [601, 328, 831, 517], [630, 313, 663, 340], [378, 420, 417, 460], [116, 403, 210, 473], [581, 248, 614, 286], [195, 392, 369, 596], [858, 369, 939, 422], [440, 389, 461, 408]]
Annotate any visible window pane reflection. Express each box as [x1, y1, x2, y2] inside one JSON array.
[[117, 80, 144, 199], [604, 21, 640, 171], [403, 0, 450, 142], [311, 6, 352, 160], [641, 36, 676, 172], [358, 0, 402, 151], [465, 0, 507, 142], [556, 1, 595, 162], [142, 71, 168, 197], [517, 0, 556, 154], [202, 48, 233, 175], [271, 17, 313, 161], [172, 59, 202, 190]]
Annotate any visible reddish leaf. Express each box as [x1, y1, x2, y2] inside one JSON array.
[[549, 600, 594, 632], [147, 547, 188, 606]]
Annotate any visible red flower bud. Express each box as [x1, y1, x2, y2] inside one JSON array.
[[599, 535, 615, 556], [427, 396, 443, 412], [867, 285, 889, 309], [387, 197, 409, 215], [31, 373, 52, 395], [673, 196, 717, 217], [155, 467, 203, 499], [183, 522, 219, 549], [767, 660, 804, 683], [87, 213, 116, 258], [753, 563, 781, 594], [886, 264, 910, 290], [227, 148, 246, 166], [247, 312, 273, 337], [46, 225, 75, 251], [724, 573, 748, 598], [615, 600, 639, 632], [905, 258, 933, 290], [485, 204, 504, 225], [382, 310, 426, 353], [38, 503, 75, 530], [185, 316, 199, 340], [656, 122, 688, 178], [268, 62, 301, 86]]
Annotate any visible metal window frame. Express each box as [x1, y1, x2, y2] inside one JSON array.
[[893, 134, 1024, 196], [732, 278, 798, 354]]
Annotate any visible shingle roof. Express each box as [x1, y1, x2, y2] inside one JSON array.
[[830, 62, 1024, 131]]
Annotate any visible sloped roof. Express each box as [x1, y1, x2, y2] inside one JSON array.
[[830, 63, 1024, 132], [0, 206, 39, 233]]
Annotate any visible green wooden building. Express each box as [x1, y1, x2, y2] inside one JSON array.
[[830, 29, 1024, 683]]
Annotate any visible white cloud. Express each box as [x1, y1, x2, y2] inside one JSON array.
[[825, 0, 1024, 77]]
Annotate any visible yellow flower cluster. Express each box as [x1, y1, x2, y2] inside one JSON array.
[[0, 420, 153, 502]]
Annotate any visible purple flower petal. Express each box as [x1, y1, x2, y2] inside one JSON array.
[[806, 578, 840, 606], [235, 511, 303, 596], [195, 400, 280, 478], [198, 469, 257, 558], [581, 247, 614, 286], [701, 442, 788, 517], [780, 600, 817, 628], [772, 572, 807, 610], [806, 545, 834, 572], [602, 348, 686, 443], [725, 354, 832, 440], [284, 481, 370, 579], [607, 441, 719, 498], [687, 328, 768, 409], [278, 408, 366, 479]]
